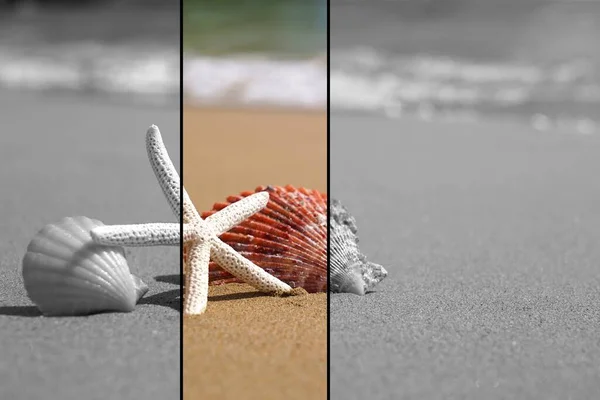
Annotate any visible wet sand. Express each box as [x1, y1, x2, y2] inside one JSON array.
[[0, 91, 180, 399], [330, 113, 600, 400], [183, 106, 327, 400]]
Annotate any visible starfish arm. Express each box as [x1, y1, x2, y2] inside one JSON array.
[[183, 241, 210, 316], [146, 125, 181, 219], [206, 191, 269, 236], [183, 223, 197, 243], [91, 223, 180, 247], [183, 188, 201, 224], [210, 238, 292, 294]]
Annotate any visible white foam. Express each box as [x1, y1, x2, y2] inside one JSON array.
[[0, 44, 179, 103], [183, 55, 327, 109], [330, 47, 599, 117]]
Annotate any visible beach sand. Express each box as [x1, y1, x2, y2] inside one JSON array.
[[0, 91, 180, 399], [330, 113, 600, 400], [183, 106, 328, 400]]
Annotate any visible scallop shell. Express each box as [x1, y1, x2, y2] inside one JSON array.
[[22, 216, 148, 316], [131, 274, 150, 304], [185, 185, 328, 292], [330, 199, 388, 295]]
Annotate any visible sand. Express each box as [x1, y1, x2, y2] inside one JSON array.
[[330, 113, 600, 400], [183, 106, 327, 400], [0, 91, 180, 399]]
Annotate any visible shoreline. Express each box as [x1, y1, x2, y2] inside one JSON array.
[[183, 54, 327, 111]]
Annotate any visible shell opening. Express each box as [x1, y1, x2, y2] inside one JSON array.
[[331, 262, 366, 296]]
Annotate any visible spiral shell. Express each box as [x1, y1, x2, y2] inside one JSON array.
[[22, 216, 148, 316], [330, 199, 388, 295], [188, 185, 328, 292]]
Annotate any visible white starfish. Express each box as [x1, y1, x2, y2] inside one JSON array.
[[90, 125, 292, 315]]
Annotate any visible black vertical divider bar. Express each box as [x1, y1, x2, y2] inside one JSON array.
[[179, 0, 184, 398], [326, 0, 331, 399]]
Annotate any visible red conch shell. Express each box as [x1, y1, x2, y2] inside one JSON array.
[[184, 185, 327, 293]]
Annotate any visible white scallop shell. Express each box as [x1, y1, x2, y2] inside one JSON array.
[[22, 216, 147, 316], [330, 199, 388, 295], [131, 274, 150, 303]]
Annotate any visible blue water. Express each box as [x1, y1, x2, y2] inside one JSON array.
[[184, 0, 326, 56]]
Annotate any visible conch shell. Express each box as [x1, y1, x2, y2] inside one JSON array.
[[330, 199, 387, 295], [22, 216, 148, 316]]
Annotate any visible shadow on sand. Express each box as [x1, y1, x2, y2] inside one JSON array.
[[0, 274, 181, 316], [208, 290, 265, 302], [0, 305, 42, 317], [139, 274, 180, 312]]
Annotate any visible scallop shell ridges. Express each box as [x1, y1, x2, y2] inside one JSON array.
[[189, 185, 328, 292], [22, 216, 146, 316], [330, 199, 388, 295]]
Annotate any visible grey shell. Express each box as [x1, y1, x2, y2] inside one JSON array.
[[329, 199, 387, 295]]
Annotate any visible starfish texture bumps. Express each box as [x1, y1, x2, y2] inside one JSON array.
[[90, 125, 292, 315]]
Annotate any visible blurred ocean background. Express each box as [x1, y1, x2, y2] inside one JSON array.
[[183, 0, 327, 109], [0, 0, 179, 106], [331, 0, 600, 133]]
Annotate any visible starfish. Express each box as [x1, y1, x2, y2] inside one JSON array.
[[90, 125, 292, 315]]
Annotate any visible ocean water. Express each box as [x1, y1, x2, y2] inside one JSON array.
[[0, 4, 179, 106], [183, 0, 327, 109], [331, 0, 600, 133]]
